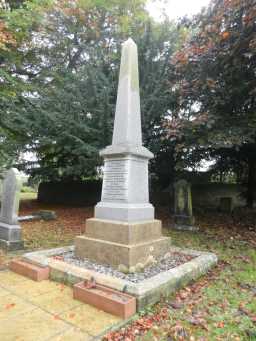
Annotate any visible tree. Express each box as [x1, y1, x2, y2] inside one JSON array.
[[170, 0, 256, 206], [0, 0, 50, 170], [1, 0, 184, 183]]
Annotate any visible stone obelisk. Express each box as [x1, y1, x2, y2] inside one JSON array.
[[75, 38, 170, 270]]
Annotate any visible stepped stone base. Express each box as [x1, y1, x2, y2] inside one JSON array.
[[75, 218, 170, 269], [0, 239, 24, 251], [95, 202, 154, 222], [85, 218, 163, 244], [0, 222, 24, 251]]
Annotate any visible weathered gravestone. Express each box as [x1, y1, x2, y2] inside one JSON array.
[[0, 178, 2, 203], [0, 168, 24, 250], [75, 38, 170, 271], [219, 197, 233, 213], [173, 179, 198, 231]]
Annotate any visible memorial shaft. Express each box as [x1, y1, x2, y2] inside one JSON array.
[[95, 38, 154, 222]]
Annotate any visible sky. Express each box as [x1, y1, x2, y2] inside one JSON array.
[[146, 0, 211, 21]]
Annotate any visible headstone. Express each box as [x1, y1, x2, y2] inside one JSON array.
[[219, 197, 233, 213], [75, 38, 170, 271], [173, 179, 198, 231], [0, 179, 2, 203], [0, 168, 24, 250]]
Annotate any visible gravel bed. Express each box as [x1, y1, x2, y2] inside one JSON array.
[[52, 251, 195, 283]]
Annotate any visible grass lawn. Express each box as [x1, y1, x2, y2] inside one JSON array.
[[0, 200, 255, 340], [20, 192, 37, 200], [136, 230, 256, 341], [106, 211, 256, 341]]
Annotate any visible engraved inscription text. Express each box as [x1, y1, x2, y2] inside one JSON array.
[[102, 160, 128, 202]]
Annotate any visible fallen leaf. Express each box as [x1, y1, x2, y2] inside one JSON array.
[[216, 321, 225, 328], [251, 316, 256, 323], [221, 31, 230, 40], [5, 303, 16, 310]]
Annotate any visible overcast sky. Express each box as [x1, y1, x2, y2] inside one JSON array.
[[146, 0, 211, 21]]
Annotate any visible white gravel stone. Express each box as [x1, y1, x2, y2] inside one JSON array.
[[59, 250, 194, 283]]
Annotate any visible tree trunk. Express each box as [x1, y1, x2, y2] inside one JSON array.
[[246, 159, 256, 208]]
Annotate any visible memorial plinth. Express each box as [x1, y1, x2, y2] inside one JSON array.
[[75, 38, 170, 270]]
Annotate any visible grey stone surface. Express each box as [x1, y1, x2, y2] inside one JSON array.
[[34, 210, 57, 221], [18, 210, 57, 222], [174, 179, 198, 231], [95, 38, 154, 222], [0, 168, 23, 250], [0, 168, 22, 225], [0, 239, 24, 251], [0, 178, 2, 203], [18, 215, 39, 222], [0, 222, 22, 241], [22, 245, 74, 267]]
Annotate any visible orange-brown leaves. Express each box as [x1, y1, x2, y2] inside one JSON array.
[[221, 31, 230, 40], [0, 20, 16, 49]]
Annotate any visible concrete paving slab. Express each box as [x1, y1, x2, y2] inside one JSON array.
[[0, 270, 30, 286], [0, 308, 70, 341], [2, 277, 64, 298], [29, 286, 82, 314], [51, 327, 92, 341], [0, 271, 123, 340], [0, 294, 35, 320], [0, 286, 9, 297], [60, 304, 121, 336]]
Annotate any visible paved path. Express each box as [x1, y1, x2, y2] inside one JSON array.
[[0, 271, 121, 340]]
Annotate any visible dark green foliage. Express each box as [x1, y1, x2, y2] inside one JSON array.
[[171, 0, 256, 206], [1, 0, 183, 182]]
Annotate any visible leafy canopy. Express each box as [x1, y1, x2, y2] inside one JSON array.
[[169, 0, 256, 205]]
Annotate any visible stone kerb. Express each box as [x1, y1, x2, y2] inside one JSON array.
[[21, 245, 218, 311]]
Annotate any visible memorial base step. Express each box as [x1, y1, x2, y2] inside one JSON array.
[[85, 218, 162, 244], [75, 235, 170, 269], [0, 239, 24, 251]]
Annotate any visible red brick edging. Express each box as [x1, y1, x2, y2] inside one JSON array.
[[9, 260, 50, 281], [73, 281, 136, 319]]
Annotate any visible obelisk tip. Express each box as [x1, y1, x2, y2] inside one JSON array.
[[124, 37, 136, 46]]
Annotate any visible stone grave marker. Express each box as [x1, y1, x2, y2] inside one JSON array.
[[0, 178, 2, 203], [219, 197, 233, 213], [75, 38, 170, 271], [0, 168, 24, 250], [173, 179, 198, 231]]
